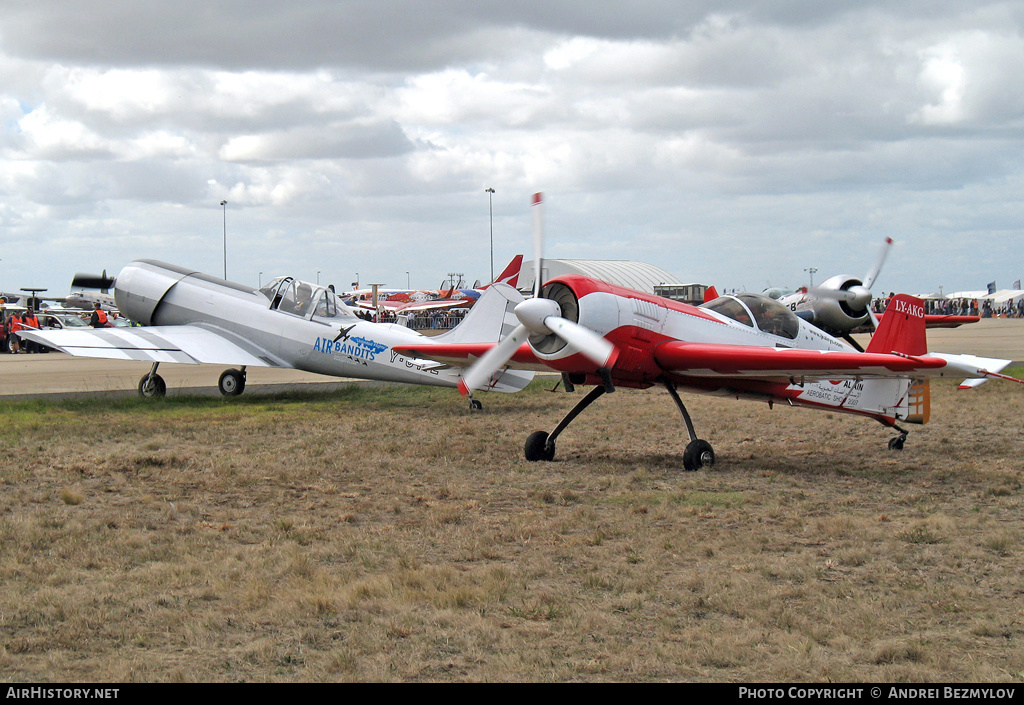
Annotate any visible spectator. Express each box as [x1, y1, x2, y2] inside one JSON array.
[[89, 302, 110, 328]]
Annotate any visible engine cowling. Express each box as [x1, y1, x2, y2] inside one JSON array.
[[113, 260, 197, 326], [802, 274, 872, 334]]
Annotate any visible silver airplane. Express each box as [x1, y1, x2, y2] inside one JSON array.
[[17, 260, 533, 402]]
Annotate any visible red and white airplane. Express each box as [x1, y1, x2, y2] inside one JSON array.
[[395, 194, 1023, 470]]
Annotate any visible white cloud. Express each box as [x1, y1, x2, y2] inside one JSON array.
[[0, 2, 1023, 296]]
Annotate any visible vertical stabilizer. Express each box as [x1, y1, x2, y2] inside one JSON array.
[[865, 294, 927, 357], [482, 255, 524, 289]]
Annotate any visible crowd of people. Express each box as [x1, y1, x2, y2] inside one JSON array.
[[0, 302, 123, 354], [0, 307, 42, 353], [352, 306, 471, 330], [873, 294, 1024, 318]]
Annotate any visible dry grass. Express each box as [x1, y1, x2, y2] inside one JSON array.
[[1, 376, 1023, 682]]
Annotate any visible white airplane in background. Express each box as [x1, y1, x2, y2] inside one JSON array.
[[18, 260, 533, 402], [64, 290, 118, 312]]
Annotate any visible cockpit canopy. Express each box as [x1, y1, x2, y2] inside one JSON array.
[[259, 277, 355, 320], [700, 293, 801, 339]]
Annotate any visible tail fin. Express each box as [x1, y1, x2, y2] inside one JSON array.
[[865, 294, 927, 356], [703, 286, 720, 303], [433, 282, 525, 344], [482, 255, 524, 289]]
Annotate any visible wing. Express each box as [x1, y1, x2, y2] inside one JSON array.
[[392, 298, 474, 313], [18, 324, 285, 367], [874, 313, 981, 329], [652, 341, 952, 383], [392, 341, 549, 370]]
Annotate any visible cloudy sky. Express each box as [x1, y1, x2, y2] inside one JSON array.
[[2, 1, 1023, 300]]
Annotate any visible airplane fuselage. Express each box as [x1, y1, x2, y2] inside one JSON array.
[[116, 261, 482, 388], [525, 275, 918, 425]]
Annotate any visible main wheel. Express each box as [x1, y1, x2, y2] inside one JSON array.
[[888, 436, 906, 451], [138, 373, 167, 398], [683, 439, 714, 471], [524, 430, 555, 462], [469, 398, 483, 410], [218, 369, 246, 396]]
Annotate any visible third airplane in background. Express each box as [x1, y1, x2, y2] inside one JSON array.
[[396, 194, 1023, 470], [766, 237, 978, 348], [345, 255, 524, 314]]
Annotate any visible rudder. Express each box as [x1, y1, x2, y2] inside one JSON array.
[[866, 294, 927, 357]]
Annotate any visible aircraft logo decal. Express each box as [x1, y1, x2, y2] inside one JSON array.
[[314, 334, 388, 361]]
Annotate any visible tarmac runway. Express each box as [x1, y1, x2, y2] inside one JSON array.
[[0, 355, 363, 400], [2, 318, 1022, 400]]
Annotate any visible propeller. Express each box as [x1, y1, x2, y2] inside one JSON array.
[[458, 193, 617, 396], [72, 269, 115, 291], [808, 237, 893, 327]]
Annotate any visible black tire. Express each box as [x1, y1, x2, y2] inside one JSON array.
[[524, 430, 555, 462], [138, 373, 167, 398], [682, 439, 714, 471], [469, 398, 483, 410], [218, 369, 246, 397], [888, 436, 905, 451]]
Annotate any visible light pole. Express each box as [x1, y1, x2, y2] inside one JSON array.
[[485, 188, 495, 283], [220, 200, 227, 279], [317, 270, 321, 285], [259, 271, 263, 288], [406, 271, 410, 289], [804, 267, 818, 289]]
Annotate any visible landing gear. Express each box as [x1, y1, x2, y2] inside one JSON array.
[[524, 430, 555, 461], [884, 422, 909, 451], [683, 439, 715, 472], [661, 377, 715, 471], [218, 367, 247, 396], [138, 363, 166, 398], [523, 385, 607, 462], [468, 397, 483, 411]]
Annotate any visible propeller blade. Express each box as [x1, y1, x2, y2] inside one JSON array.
[[458, 324, 530, 395], [531, 192, 543, 298], [543, 316, 617, 369], [862, 237, 893, 291], [867, 308, 880, 332], [72, 273, 116, 290]]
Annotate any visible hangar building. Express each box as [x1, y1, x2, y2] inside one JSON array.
[[519, 259, 707, 303]]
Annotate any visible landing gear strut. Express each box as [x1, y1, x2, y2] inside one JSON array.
[[660, 377, 715, 471], [524, 385, 607, 462]]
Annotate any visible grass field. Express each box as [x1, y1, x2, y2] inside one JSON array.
[[1, 375, 1022, 682]]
